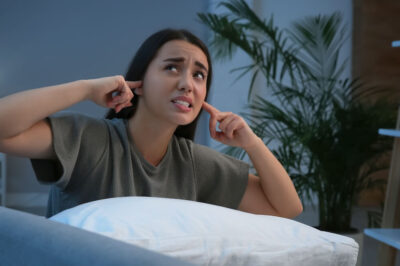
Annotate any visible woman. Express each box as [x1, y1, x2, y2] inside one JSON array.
[[0, 29, 302, 218]]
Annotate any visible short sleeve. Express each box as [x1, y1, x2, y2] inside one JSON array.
[[31, 112, 108, 189], [192, 143, 249, 209]]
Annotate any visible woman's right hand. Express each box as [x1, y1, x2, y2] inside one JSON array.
[[87, 75, 142, 113]]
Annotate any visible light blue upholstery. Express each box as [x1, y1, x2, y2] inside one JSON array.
[[0, 207, 194, 266]]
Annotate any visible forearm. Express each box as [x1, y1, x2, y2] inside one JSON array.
[[0, 80, 90, 139], [245, 137, 303, 217]]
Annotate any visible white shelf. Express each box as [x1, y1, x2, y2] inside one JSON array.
[[364, 229, 400, 250], [392, 40, 400, 47], [378, 129, 400, 138]]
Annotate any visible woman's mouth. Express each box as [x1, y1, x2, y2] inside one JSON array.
[[172, 99, 192, 108], [171, 100, 192, 112], [171, 96, 193, 112]]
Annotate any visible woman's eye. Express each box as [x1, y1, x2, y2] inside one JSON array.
[[194, 71, 205, 80], [165, 65, 178, 72]]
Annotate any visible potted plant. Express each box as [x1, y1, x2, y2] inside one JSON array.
[[198, 0, 397, 233]]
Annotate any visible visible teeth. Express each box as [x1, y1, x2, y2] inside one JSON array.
[[173, 100, 190, 107]]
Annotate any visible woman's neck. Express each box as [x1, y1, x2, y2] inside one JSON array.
[[127, 114, 176, 167]]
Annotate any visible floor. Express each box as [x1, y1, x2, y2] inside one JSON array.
[[295, 205, 400, 266]]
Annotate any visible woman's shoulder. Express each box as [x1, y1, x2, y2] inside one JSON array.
[[173, 136, 248, 166], [48, 112, 127, 141], [50, 111, 125, 128], [50, 111, 101, 123]]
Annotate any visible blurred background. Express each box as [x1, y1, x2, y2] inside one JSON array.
[[1, 1, 399, 265]]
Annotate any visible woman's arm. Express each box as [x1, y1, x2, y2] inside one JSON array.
[[240, 138, 303, 218], [202, 102, 303, 218], [0, 76, 139, 158]]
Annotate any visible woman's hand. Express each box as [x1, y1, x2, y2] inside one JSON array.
[[87, 75, 142, 113], [203, 101, 303, 218], [202, 101, 259, 150]]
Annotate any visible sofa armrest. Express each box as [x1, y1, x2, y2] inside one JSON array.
[[0, 207, 194, 266]]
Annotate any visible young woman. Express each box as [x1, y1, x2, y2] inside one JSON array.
[[0, 29, 302, 218]]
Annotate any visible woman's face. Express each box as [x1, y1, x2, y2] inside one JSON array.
[[137, 40, 209, 126]]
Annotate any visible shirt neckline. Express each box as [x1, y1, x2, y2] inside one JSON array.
[[122, 119, 173, 172]]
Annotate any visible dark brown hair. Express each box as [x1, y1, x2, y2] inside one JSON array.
[[105, 28, 212, 140]]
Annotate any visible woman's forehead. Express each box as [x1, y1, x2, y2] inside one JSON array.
[[156, 40, 208, 69]]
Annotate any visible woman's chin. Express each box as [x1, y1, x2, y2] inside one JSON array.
[[173, 116, 197, 126], [177, 119, 195, 126], [169, 110, 200, 126]]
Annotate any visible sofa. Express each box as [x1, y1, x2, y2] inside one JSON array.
[[0, 206, 194, 266]]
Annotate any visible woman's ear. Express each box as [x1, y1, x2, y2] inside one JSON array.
[[134, 86, 144, 96]]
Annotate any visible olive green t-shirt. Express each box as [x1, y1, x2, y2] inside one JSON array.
[[31, 113, 249, 218]]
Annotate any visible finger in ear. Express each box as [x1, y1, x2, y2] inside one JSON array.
[[134, 87, 143, 95]]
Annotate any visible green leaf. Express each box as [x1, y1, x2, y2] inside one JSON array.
[[199, 0, 398, 232]]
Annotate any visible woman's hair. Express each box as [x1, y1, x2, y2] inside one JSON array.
[[105, 28, 213, 140]]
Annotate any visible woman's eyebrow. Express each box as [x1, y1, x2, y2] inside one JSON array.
[[163, 57, 208, 72]]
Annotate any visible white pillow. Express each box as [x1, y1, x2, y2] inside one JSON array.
[[50, 197, 358, 266]]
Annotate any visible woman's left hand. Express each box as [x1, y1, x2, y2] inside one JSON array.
[[202, 102, 258, 150]]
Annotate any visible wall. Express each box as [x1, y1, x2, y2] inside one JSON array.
[[0, 0, 208, 207], [352, 0, 400, 208], [353, 0, 400, 100]]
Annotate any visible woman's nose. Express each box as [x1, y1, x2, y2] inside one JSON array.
[[178, 72, 194, 93]]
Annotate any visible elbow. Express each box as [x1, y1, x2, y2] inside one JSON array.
[[294, 202, 303, 217], [280, 201, 303, 219], [0, 137, 14, 154], [0, 139, 7, 153], [290, 201, 303, 218]]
